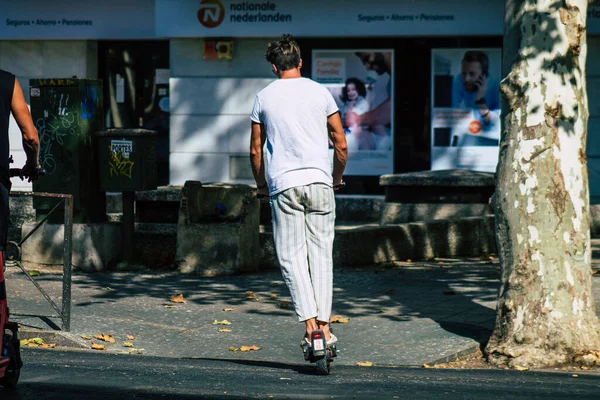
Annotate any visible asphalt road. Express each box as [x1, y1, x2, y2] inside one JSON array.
[[2, 348, 600, 399]]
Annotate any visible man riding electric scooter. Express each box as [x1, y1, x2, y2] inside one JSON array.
[[0, 68, 41, 388]]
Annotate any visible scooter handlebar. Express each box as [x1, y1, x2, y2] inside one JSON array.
[[9, 167, 46, 178]]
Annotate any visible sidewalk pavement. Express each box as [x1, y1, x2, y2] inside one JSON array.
[[5, 240, 600, 368]]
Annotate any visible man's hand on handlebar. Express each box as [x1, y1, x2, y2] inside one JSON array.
[[18, 162, 42, 182]]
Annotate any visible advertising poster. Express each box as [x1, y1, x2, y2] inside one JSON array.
[[312, 49, 394, 176], [430, 48, 502, 172]]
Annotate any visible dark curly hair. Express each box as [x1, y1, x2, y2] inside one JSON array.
[[462, 50, 489, 77], [340, 77, 367, 103], [265, 34, 301, 72]]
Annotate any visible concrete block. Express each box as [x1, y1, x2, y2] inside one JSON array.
[[335, 195, 385, 223], [180, 182, 257, 224], [8, 195, 35, 244], [136, 186, 183, 202], [380, 170, 495, 203], [380, 203, 493, 224], [20, 222, 123, 272], [259, 228, 279, 270], [331, 216, 497, 267], [176, 181, 260, 276], [177, 221, 259, 276], [135, 223, 178, 269], [380, 169, 495, 187]]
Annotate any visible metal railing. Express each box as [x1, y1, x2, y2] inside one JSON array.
[[7, 191, 73, 331]]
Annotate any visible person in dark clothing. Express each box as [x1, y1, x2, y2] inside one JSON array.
[[0, 69, 40, 253]]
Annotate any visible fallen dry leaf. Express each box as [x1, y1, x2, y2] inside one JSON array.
[[213, 320, 232, 325], [229, 346, 240, 351], [406, 259, 412, 263], [240, 345, 261, 352], [94, 334, 116, 343], [219, 328, 232, 333], [123, 342, 134, 347], [357, 361, 373, 367], [128, 348, 145, 354], [330, 315, 349, 324], [126, 335, 135, 340], [91, 343, 106, 351], [223, 308, 235, 312], [279, 301, 290, 308], [270, 293, 278, 299], [21, 338, 55, 348], [513, 365, 529, 371], [14, 290, 21, 295], [28, 270, 40, 277], [245, 291, 259, 301], [170, 293, 186, 303], [81, 336, 92, 340], [423, 364, 435, 369], [164, 305, 177, 309]]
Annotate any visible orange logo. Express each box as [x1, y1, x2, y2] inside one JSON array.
[[468, 120, 482, 134], [198, 0, 225, 28]]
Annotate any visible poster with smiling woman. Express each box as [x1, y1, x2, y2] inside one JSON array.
[[431, 48, 502, 172], [312, 49, 394, 176]]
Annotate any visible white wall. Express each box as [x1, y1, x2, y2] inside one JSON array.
[[587, 37, 600, 203], [0, 40, 97, 190], [169, 38, 275, 185]]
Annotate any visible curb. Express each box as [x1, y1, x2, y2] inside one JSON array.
[[19, 328, 89, 349], [430, 344, 481, 365]]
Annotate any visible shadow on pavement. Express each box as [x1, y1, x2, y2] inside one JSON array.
[[12, 257, 501, 348], [192, 357, 321, 375]]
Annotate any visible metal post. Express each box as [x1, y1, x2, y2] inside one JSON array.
[[122, 191, 135, 263], [61, 195, 74, 331]]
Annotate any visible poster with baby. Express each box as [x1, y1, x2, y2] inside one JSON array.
[[312, 49, 394, 176]]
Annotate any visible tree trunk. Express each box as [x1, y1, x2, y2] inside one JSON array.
[[486, 0, 600, 369]]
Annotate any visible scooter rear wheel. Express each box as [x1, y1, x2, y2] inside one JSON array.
[[315, 356, 330, 375], [1, 331, 21, 388]]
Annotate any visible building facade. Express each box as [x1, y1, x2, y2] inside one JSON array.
[[2, 0, 600, 201]]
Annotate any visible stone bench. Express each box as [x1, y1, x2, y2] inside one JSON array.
[[379, 169, 495, 225]]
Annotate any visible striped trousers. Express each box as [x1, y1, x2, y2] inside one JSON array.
[[270, 183, 335, 322]]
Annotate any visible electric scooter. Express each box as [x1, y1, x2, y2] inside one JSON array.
[[1, 159, 44, 388], [0, 249, 22, 388], [301, 329, 338, 375]]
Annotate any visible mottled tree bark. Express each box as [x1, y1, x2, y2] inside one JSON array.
[[486, 0, 600, 368]]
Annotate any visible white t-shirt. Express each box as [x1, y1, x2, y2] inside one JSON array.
[[251, 77, 339, 196]]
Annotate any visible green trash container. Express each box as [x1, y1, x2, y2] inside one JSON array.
[[95, 129, 157, 191], [30, 78, 105, 222]]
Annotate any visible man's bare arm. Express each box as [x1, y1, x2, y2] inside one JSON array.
[[249, 121, 267, 188], [327, 112, 348, 185], [11, 78, 39, 168]]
